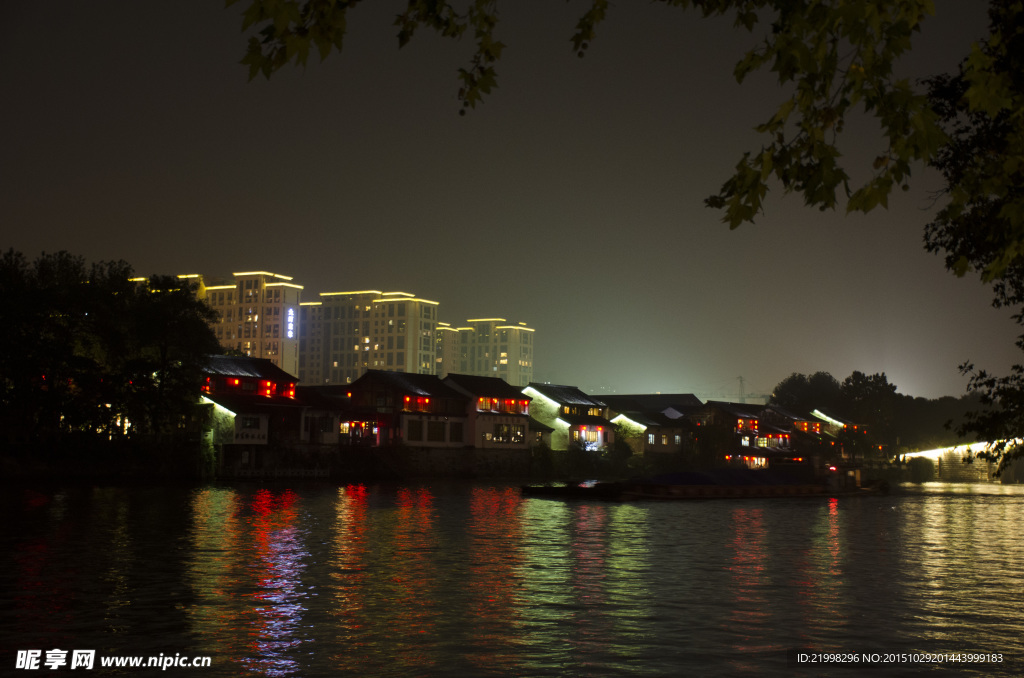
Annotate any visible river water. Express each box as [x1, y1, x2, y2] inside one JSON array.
[[2, 481, 1023, 676]]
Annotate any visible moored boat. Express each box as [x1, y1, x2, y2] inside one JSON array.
[[520, 480, 625, 500], [521, 469, 886, 501]]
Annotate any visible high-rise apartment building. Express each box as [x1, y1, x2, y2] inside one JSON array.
[[299, 290, 440, 384], [178, 269, 536, 387], [436, 318, 534, 386], [435, 322, 461, 379], [191, 271, 303, 376]]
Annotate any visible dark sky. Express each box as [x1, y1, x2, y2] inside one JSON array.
[[2, 1, 1015, 400]]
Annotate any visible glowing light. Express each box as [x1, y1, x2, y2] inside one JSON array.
[[232, 271, 293, 280], [812, 409, 846, 428], [319, 290, 384, 296], [286, 307, 295, 339], [201, 395, 236, 417]]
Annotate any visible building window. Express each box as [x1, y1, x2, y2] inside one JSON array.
[[450, 422, 463, 443], [427, 421, 445, 442], [675, 434, 682, 445], [407, 420, 423, 441], [661, 434, 668, 445], [648, 433, 655, 445], [241, 416, 260, 430]]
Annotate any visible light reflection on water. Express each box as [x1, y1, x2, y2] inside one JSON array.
[[1, 482, 1023, 676]]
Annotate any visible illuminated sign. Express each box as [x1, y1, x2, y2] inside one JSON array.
[[286, 307, 295, 339]]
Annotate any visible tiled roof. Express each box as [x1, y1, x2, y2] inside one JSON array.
[[201, 391, 303, 415], [528, 416, 555, 433], [811, 407, 858, 425], [560, 412, 614, 427], [612, 410, 662, 427], [602, 393, 703, 412], [295, 385, 353, 411], [356, 370, 467, 400], [758, 421, 791, 436], [443, 373, 529, 400], [614, 410, 684, 428], [202, 355, 298, 382], [762, 404, 811, 422], [526, 383, 604, 407], [704, 400, 765, 418]]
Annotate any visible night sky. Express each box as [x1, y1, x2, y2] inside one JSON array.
[[3, 1, 1015, 400]]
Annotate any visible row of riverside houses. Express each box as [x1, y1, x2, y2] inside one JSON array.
[[199, 356, 869, 480], [168, 271, 536, 387]]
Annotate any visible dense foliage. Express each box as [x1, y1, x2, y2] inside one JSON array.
[[770, 370, 983, 457], [0, 250, 221, 450]]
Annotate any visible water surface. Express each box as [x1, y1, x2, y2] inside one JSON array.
[[2, 482, 1022, 676]]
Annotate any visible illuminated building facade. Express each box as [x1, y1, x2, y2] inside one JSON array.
[[190, 271, 303, 376], [347, 370, 468, 448], [602, 394, 702, 455], [198, 355, 300, 475], [443, 373, 532, 450], [299, 290, 440, 385], [179, 270, 534, 389], [436, 318, 534, 386], [521, 383, 614, 451]]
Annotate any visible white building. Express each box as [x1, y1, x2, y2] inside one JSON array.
[[299, 290, 440, 384]]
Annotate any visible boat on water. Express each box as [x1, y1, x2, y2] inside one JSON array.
[[520, 480, 627, 501], [521, 469, 887, 501]]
